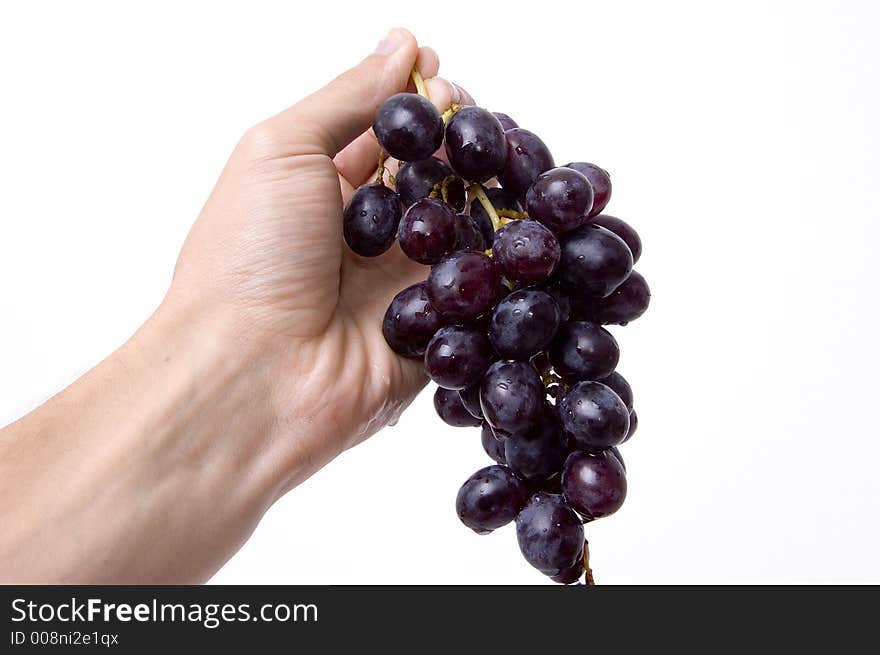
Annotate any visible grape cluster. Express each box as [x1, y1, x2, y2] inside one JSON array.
[[344, 75, 650, 584]]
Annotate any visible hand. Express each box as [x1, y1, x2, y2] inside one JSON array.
[[167, 28, 470, 490], [0, 28, 473, 583]]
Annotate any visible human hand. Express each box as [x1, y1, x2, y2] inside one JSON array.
[[166, 28, 471, 492]]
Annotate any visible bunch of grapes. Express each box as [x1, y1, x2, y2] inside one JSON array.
[[344, 70, 650, 584]]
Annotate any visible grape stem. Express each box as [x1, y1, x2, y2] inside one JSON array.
[[469, 184, 504, 232], [441, 104, 463, 125], [584, 541, 595, 586], [410, 68, 429, 99], [497, 209, 529, 220], [428, 174, 459, 205], [374, 150, 390, 186]]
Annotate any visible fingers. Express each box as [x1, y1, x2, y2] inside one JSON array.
[[262, 28, 420, 158], [415, 46, 439, 79]]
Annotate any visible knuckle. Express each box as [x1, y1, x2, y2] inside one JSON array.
[[239, 120, 282, 158]]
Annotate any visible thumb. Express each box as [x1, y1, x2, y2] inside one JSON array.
[[266, 28, 420, 157]]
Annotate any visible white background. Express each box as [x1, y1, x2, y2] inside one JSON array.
[[2, 1, 878, 584]]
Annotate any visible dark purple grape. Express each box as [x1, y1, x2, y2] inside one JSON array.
[[497, 129, 555, 201], [562, 450, 627, 520], [492, 220, 560, 285], [515, 492, 584, 573], [548, 321, 619, 381], [427, 250, 502, 322], [453, 214, 486, 251], [459, 384, 484, 419], [493, 112, 518, 131], [558, 224, 633, 298], [480, 360, 544, 434], [373, 92, 443, 162], [456, 465, 528, 534], [564, 162, 612, 217], [481, 422, 507, 464], [424, 325, 492, 390], [550, 553, 584, 584], [525, 167, 594, 233], [599, 371, 633, 411], [434, 387, 482, 428], [488, 289, 560, 360], [504, 409, 567, 482], [342, 183, 402, 257], [539, 278, 572, 323], [575, 270, 650, 325], [623, 409, 638, 443], [445, 107, 507, 183], [382, 282, 445, 358], [397, 198, 458, 265], [558, 381, 630, 451], [395, 157, 465, 211], [591, 214, 641, 263], [608, 446, 626, 471]]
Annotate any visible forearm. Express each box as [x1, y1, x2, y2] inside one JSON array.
[[0, 298, 292, 583]]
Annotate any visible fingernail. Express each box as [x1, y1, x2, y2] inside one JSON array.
[[375, 28, 405, 55]]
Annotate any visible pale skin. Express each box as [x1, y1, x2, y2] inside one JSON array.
[[0, 29, 474, 583]]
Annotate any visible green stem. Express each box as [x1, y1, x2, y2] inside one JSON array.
[[469, 184, 503, 232], [375, 150, 389, 185], [411, 68, 429, 99], [584, 541, 595, 586], [441, 103, 463, 124], [497, 209, 529, 221]]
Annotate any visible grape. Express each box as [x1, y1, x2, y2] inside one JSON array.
[[397, 197, 458, 265], [488, 289, 560, 360], [373, 93, 444, 161], [480, 360, 544, 434], [382, 283, 445, 358], [599, 371, 633, 411], [492, 219, 560, 285], [396, 157, 466, 211], [558, 223, 633, 298], [515, 492, 584, 573], [469, 187, 522, 244], [434, 387, 482, 428], [591, 214, 641, 263], [481, 422, 507, 465], [427, 250, 502, 322], [459, 384, 484, 419], [548, 321, 619, 380], [497, 128, 555, 201], [456, 465, 528, 534], [342, 183, 402, 257], [504, 408, 567, 482], [453, 213, 486, 251], [550, 553, 584, 584], [493, 112, 518, 131], [623, 410, 637, 443], [562, 450, 627, 520], [608, 446, 626, 471], [564, 162, 612, 217], [424, 325, 493, 390], [558, 381, 630, 451], [365, 93, 650, 584], [445, 107, 507, 182], [525, 167, 594, 233], [575, 270, 650, 325]]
